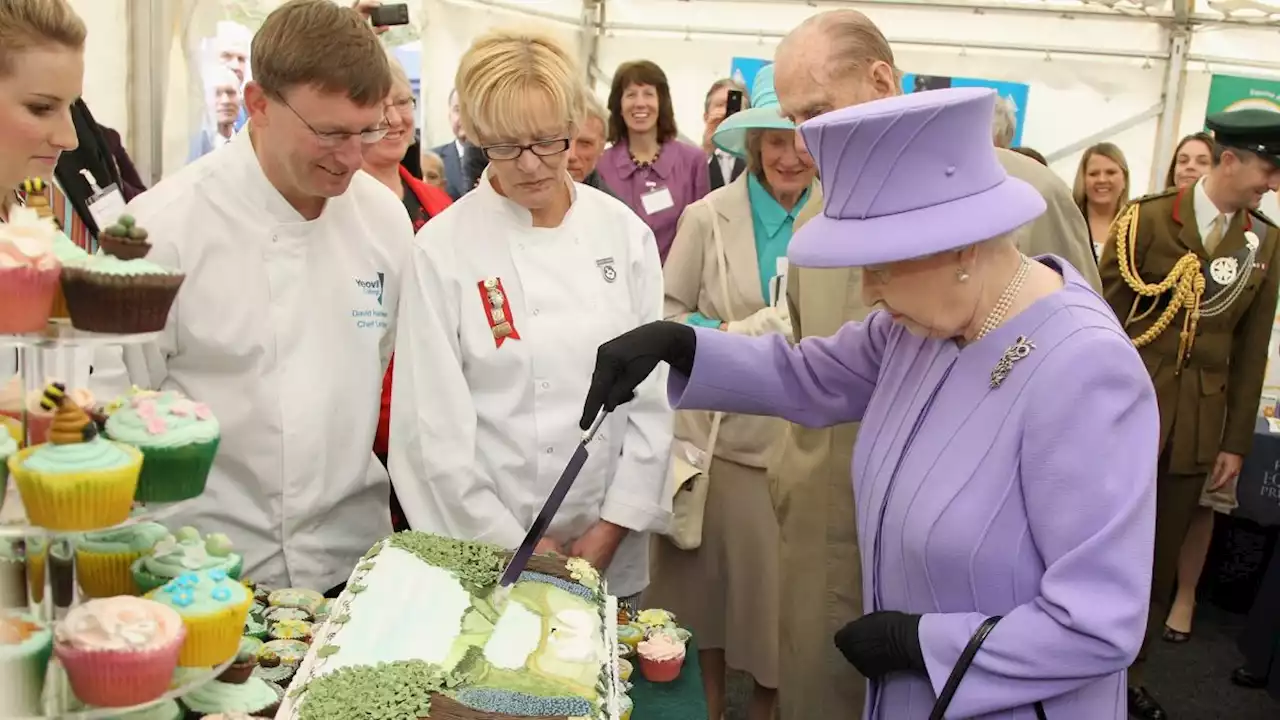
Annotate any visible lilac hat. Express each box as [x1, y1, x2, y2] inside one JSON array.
[[788, 87, 1046, 268]]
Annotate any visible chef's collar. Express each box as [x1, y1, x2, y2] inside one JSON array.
[[232, 124, 336, 226], [609, 137, 675, 181], [476, 167, 579, 228]]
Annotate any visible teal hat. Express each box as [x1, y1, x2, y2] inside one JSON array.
[[1206, 107, 1280, 166], [712, 64, 795, 159]]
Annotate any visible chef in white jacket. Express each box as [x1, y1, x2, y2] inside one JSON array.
[[89, 2, 411, 594], [387, 29, 673, 599]]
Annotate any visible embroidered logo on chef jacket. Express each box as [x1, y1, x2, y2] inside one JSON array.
[[596, 257, 617, 283], [352, 271, 389, 330]]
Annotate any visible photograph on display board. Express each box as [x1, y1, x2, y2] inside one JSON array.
[[901, 73, 1030, 148]]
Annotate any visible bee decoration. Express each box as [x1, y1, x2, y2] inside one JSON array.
[[39, 382, 67, 412]]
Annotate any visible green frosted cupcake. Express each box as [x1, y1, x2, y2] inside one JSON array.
[[75, 521, 170, 598], [243, 613, 268, 641], [105, 389, 219, 503], [103, 699, 183, 719], [131, 527, 242, 594], [0, 611, 53, 717], [179, 676, 283, 718]]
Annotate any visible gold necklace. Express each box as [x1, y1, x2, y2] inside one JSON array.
[[974, 255, 1031, 341]]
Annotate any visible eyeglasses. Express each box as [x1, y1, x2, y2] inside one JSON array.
[[276, 95, 389, 147], [482, 138, 570, 162], [387, 96, 416, 111]]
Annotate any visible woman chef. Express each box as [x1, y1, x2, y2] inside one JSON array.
[[387, 29, 673, 600]]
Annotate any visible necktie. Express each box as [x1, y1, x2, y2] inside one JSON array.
[[1204, 214, 1226, 255]]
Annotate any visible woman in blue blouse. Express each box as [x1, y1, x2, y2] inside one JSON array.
[[644, 63, 816, 720]]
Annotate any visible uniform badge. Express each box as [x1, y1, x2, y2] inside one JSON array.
[[1210, 256, 1239, 286], [1246, 230, 1260, 251], [477, 277, 521, 347], [596, 257, 617, 283]]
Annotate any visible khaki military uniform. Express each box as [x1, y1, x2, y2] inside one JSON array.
[[769, 148, 1097, 720], [1099, 187, 1280, 684]]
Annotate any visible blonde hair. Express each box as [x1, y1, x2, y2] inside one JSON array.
[[386, 52, 410, 93], [0, 0, 86, 77], [1072, 142, 1130, 220], [251, 0, 390, 107], [455, 28, 584, 144]]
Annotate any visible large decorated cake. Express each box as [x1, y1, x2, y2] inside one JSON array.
[[279, 532, 622, 720]]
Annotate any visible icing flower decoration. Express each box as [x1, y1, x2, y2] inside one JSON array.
[[152, 534, 212, 570], [635, 608, 675, 630], [211, 586, 232, 602], [565, 557, 601, 591], [208, 568, 229, 583], [145, 416, 167, 434], [170, 588, 195, 608], [174, 572, 199, 588]]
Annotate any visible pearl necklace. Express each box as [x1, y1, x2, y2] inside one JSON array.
[[974, 255, 1031, 342]]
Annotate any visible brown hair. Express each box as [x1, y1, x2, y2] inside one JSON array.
[[1072, 142, 1130, 220], [1164, 132, 1216, 189], [607, 61, 678, 145], [250, 0, 390, 107], [0, 0, 86, 77]]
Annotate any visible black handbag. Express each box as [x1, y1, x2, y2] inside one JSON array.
[[928, 616, 1048, 720]]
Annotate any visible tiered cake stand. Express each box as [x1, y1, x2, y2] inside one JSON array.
[[2, 323, 231, 718]]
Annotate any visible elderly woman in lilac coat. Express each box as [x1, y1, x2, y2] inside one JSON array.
[[581, 88, 1158, 719]]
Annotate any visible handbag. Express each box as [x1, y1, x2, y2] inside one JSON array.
[[929, 616, 1048, 720], [663, 203, 731, 551]]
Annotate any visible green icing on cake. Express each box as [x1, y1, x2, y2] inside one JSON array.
[[80, 253, 173, 277], [0, 430, 16, 462], [181, 676, 280, 714], [317, 644, 339, 658], [296, 650, 488, 720], [52, 233, 89, 265], [22, 436, 135, 473], [387, 532, 504, 593], [79, 522, 170, 555]]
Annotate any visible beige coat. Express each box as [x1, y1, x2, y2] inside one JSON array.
[[770, 147, 1097, 720], [663, 174, 814, 468]]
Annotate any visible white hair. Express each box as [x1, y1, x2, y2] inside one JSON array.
[[582, 90, 607, 127], [991, 96, 1017, 149]]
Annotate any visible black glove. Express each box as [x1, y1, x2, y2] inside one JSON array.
[[833, 611, 926, 679], [580, 321, 696, 430]]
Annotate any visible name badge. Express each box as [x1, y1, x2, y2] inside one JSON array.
[[87, 184, 128, 234], [640, 186, 674, 215]]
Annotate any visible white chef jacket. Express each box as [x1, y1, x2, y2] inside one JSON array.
[[89, 128, 412, 592], [388, 171, 673, 598]]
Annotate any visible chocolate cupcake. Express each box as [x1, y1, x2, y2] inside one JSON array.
[[98, 215, 150, 260], [217, 645, 259, 685], [61, 219, 184, 334]]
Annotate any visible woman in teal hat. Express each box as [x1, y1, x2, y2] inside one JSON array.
[[644, 62, 817, 720]]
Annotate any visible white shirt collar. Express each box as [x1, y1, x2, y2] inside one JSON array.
[[475, 166, 579, 228], [1193, 175, 1234, 240]]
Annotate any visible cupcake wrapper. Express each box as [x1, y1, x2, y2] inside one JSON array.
[[49, 285, 70, 320], [55, 627, 185, 707], [173, 596, 252, 667], [129, 438, 219, 503], [638, 655, 684, 683], [132, 555, 243, 595], [99, 235, 151, 261], [26, 550, 46, 604], [8, 445, 141, 531], [0, 634, 53, 715], [0, 410, 53, 446], [61, 268, 183, 334], [0, 265, 59, 334], [75, 548, 144, 598]]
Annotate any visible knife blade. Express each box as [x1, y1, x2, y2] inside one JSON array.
[[498, 410, 609, 586]]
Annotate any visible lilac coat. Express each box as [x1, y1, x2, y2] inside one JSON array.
[[598, 138, 709, 264], [670, 258, 1157, 719]]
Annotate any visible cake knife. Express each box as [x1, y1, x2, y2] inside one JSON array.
[[498, 410, 609, 586]]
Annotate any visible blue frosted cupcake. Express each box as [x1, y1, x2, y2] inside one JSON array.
[[131, 527, 242, 594]]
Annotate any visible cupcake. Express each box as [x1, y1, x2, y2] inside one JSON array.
[[634, 608, 676, 631], [146, 569, 251, 667], [104, 389, 220, 502], [262, 606, 310, 624], [250, 647, 295, 686], [238, 635, 263, 659], [197, 714, 272, 720], [99, 214, 150, 260], [0, 377, 95, 446], [616, 623, 643, 652], [242, 613, 267, 641], [54, 596, 185, 708], [105, 699, 184, 719], [218, 645, 259, 684], [617, 657, 633, 683], [131, 527, 243, 594], [0, 611, 53, 716], [0, 428, 13, 506], [180, 676, 283, 719], [61, 219, 184, 334], [268, 618, 312, 643], [0, 539, 27, 608], [75, 522, 170, 598], [637, 632, 685, 683], [8, 384, 141, 531], [619, 693, 634, 720], [22, 537, 73, 607], [0, 205, 61, 333], [266, 587, 324, 616]]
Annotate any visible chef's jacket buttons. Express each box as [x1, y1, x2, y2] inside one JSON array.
[[545, 446, 554, 455], [540, 381, 550, 390], [533, 308, 540, 316]]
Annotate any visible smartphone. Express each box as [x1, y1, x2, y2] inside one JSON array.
[[369, 3, 410, 27], [725, 89, 744, 118]]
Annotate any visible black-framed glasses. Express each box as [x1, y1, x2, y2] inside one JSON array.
[[482, 138, 570, 162], [276, 95, 389, 147]]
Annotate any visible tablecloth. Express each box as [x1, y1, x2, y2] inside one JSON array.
[[630, 635, 708, 720]]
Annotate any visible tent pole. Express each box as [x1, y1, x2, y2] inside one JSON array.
[[579, 0, 604, 88], [1149, 22, 1190, 193], [1043, 103, 1164, 166], [126, 0, 169, 186]]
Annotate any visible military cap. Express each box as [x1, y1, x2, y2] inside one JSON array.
[[1206, 108, 1280, 166]]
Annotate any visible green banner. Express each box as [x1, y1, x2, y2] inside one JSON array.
[[1206, 74, 1280, 119]]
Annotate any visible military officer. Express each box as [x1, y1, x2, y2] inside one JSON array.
[[1099, 107, 1280, 720]]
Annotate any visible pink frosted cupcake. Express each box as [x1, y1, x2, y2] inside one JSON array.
[[0, 206, 62, 334], [637, 631, 686, 683], [54, 596, 186, 707]]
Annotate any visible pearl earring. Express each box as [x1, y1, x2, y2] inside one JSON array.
[[956, 268, 970, 283]]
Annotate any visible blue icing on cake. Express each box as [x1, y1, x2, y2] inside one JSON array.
[[453, 687, 593, 717], [517, 571, 595, 602]]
